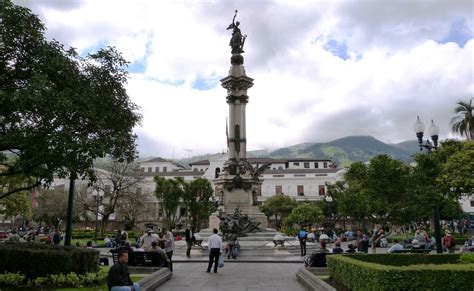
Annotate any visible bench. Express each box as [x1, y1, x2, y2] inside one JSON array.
[[392, 249, 431, 254], [110, 249, 168, 267]]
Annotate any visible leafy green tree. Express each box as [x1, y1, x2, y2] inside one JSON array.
[[327, 180, 372, 230], [258, 194, 297, 227], [1, 0, 141, 245], [331, 155, 413, 232], [0, 190, 31, 224], [451, 99, 473, 140], [285, 202, 325, 226], [154, 177, 184, 228], [1, 0, 141, 199], [182, 178, 214, 231], [438, 140, 474, 197]]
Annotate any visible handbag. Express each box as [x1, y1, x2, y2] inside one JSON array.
[[218, 256, 224, 268]]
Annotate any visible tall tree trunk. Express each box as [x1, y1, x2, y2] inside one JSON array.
[[101, 214, 110, 235]]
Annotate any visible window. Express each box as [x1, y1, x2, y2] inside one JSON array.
[[273, 174, 284, 177], [318, 185, 325, 196], [278, 166, 283, 170], [155, 167, 160, 172], [293, 162, 300, 166], [470, 200, 474, 207], [148, 167, 152, 172], [297, 185, 304, 196], [163, 167, 167, 172], [193, 168, 198, 171], [314, 162, 319, 168], [104, 185, 111, 195], [140, 167, 145, 172], [323, 162, 328, 168], [304, 162, 310, 168], [275, 186, 282, 194]]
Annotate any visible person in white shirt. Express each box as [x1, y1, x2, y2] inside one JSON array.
[[141, 230, 159, 251], [206, 228, 222, 273]]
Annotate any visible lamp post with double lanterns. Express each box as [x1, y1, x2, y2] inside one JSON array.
[[325, 195, 333, 231], [93, 190, 104, 245], [413, 116, 443, 253]]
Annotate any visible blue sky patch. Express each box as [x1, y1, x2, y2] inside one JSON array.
[[128, 57, 146, 73], [323, 38, 349, 60], [438, 19, 472, 47], [192, 74, 221, 90]]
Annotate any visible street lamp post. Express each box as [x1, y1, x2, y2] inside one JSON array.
[[93, 190, 104, 245], [413, 116, 443, 253], [325, 195, 333, 231]]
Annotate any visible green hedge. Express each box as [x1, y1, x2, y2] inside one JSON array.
[[0, 268, 108, 288], [349, 253, 460, 266], [0, 242, 99, 279], [327, 254, 474, 291]]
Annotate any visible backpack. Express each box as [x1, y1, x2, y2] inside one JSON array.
[[298, 230, 307, 239]]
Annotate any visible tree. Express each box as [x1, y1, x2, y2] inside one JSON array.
[[77, 161, 143, 234], [154, 177, 184, 228], [331, 156, 414, 233], [33, 189, 83, 230], [1, 0, 141, 198], [258, 194, 297, 227], [451, 99, 473, 140], [182, 178, 214, 231], [438, 140, 474, 197], [0, 190, 31, 226], [1, 0, 141, 245], [328, 180, 372, 230], [285, 202, 325, 226]]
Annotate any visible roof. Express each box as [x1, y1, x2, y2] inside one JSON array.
[[263, 168, 339, 175], [141, 171, 205, 177], [287, 158, 332, 162], [247, 157, 287, 164], [189, 159, 210, 166], [143, 157, 169, 163]]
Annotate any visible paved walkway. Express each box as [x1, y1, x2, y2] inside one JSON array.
[[156, 262, 308, 291]]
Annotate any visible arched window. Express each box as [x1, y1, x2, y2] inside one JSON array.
[[215, 167, 221, 179]]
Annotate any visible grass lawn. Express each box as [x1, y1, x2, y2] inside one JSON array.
[[53, 275, 145, 291]]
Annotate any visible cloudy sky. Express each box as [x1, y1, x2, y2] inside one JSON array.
[[14, 0, 474, 158]]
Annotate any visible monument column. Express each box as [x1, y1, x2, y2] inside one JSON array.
[[209, 10, 268, 230]]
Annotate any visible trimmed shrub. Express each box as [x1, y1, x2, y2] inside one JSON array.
[[348, 253, 460, 266], [0, 242, 99, 279], [0, 268, 108, 289], [461, 253, 474, 264], [327, 255, 474, 291]]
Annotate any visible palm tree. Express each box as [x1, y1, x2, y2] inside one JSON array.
[[451, 99, 473, 140]]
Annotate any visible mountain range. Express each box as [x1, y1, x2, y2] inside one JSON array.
[[175, 135, 421, 168]]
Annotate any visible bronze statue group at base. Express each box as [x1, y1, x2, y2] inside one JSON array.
[[218, 208, 260, 239]]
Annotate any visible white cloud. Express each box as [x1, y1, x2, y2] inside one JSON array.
[[14, 0, 474, 158]]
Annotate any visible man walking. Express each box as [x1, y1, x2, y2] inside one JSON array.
[[206, 228, 222, 273], [185, 224, 194, 258], [297, 226, 308, 256], [161, 227, 175, 271]]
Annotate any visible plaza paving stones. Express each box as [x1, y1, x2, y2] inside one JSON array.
[[156, 262, 308, 291]]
